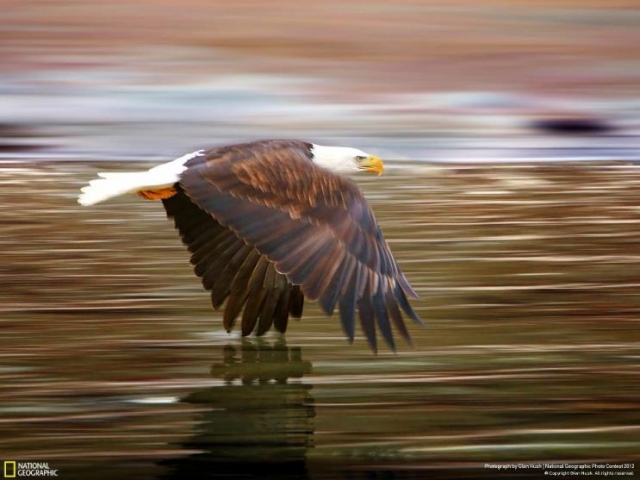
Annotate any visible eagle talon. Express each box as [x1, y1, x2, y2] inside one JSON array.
[[138, 188, 177, 200]]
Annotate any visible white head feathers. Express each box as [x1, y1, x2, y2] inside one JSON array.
[[310, 144, 382, 175]]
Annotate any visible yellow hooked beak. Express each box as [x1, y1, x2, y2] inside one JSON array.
[[359, 155, 384, 176]]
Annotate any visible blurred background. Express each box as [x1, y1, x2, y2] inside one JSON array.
[[2, 0, 640, 160], [1, 1, 640, 479]]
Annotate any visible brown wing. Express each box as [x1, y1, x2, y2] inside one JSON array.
[[175, 139, 422, 352], [162, 188, 305, 336]]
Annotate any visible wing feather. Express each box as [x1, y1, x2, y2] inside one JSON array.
[[223, 248, 261, 331], [208, 243, 253, 308], [242, 287, 267, 336], [338, 260, 361, 342], [289, 285, 304, 318], [269, 271, 290, 333], [273, 287, 291, 333], [386, 288, 412, 345], [372, 282, 395, 351], [197, 233, 240, 281], [357, 281, 377, 353]]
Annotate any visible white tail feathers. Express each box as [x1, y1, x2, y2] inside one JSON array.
[[78, 172, 166, 206], [77, 150, 204, 206]]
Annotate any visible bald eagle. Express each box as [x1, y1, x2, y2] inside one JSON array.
[[78, 140, 422, 351]]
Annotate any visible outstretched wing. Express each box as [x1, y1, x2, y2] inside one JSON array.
[[162, 189, 304, 337], [176, 140, 422, 352]]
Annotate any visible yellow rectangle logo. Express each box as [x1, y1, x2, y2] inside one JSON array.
[[4, 461, 16, 478]]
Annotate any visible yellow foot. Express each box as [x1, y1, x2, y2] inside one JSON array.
[[137, 188, 177, 200]]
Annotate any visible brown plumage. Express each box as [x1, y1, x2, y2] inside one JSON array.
[[79, 139, 422, 352], [160, 140, 421, 352]]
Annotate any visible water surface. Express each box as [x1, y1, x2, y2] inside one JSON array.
[[0, 161, 639, 478]]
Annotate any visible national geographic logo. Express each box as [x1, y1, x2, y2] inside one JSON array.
[[3, 462, 15, 479], [3, 461, 58, 477]]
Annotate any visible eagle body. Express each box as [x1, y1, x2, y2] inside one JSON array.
[[79, 139, 421, 351]]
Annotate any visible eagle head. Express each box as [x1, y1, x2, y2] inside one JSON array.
[[310, 144, 384, 176]]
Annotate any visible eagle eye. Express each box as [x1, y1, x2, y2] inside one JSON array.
[[355, 155, 367, 162]]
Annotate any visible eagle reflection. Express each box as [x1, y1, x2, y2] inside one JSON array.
[[160, 339, 314, 480]]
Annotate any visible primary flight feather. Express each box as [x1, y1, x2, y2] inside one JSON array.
[[78, 139, 422, 352]]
